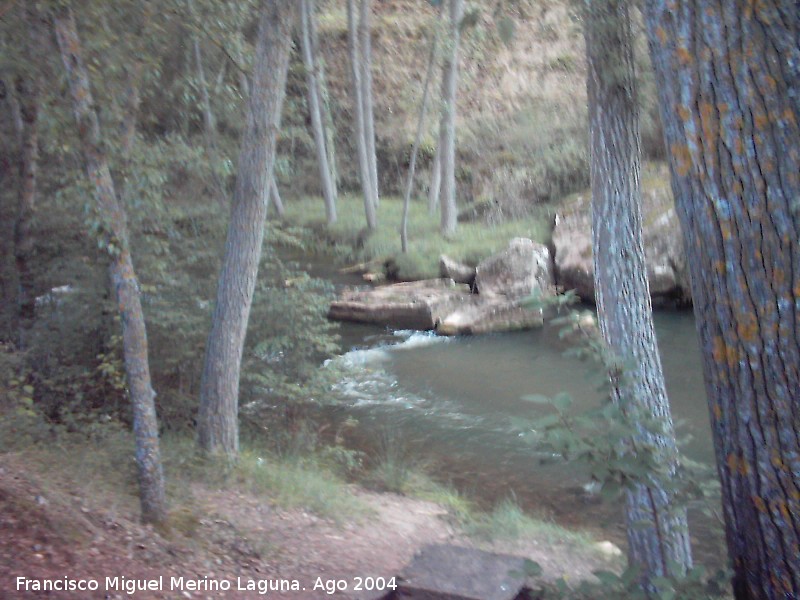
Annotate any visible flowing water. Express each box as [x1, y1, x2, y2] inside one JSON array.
[[291, 253, 725, 566]]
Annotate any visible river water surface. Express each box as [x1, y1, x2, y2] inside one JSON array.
[[293, 254, 725, 567]]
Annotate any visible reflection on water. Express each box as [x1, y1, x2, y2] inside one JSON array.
[[327, 311, 724, 567]]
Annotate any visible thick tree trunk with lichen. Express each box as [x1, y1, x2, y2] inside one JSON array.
[[197, 0, 296, 457], [644, 2, 800, 598], [300, 0, 337, 224], [346, 0, 377, 229], [54, 7, 166, 524], [586, 0, 692, 585], [437, 0, 463, 236]]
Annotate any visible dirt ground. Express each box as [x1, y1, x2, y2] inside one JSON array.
[[0, 453, 621, 600]]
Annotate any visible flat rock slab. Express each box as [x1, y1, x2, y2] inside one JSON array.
[[393, 544, 530, 600], [436, 298, 544, 336], [328, 279, 472, 330]]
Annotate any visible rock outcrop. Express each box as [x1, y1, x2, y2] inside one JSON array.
[[329, 239, 553, 335], [439, 255, 476, 286], [328, 279, 471, 330], [552, 190, 691, 304], [475, 237, 553, 298]]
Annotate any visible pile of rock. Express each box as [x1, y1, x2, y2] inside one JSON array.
[[328, 238, 554, 335]]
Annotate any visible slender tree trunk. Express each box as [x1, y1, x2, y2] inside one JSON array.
[[300, 0, 337, 225], [270, 177, 285, 218], [53, 7, 167, 525], [645, 2, 800, 597], [437, 0, 463, 236], [12, 73, 38, 349], [346, 0, 377, 229], [119, 61, 143, 160], [428, 135, 442, 214], [197, 0, 297, 457], [358, 0, 379, 206], [586, 0, 692, 586], [309, 7, 338, 197], [401, 11, 442, 253]]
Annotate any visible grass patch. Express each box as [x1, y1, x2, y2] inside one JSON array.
[[280, 193, 552, 280], [161, 435, 369, 523], [464, 497, 596, 549]]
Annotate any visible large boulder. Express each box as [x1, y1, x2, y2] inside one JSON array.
[[552, 189, 691, 304], [439, 254, 476, 286], [437, 297, 544, 336], [328, 279, 471, 330], [475, 238, 553, 299]]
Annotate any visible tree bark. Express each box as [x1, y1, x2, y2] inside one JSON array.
[[644, 2, 800, 598], [358, 0, 379, 206], [11, 74, 37, 349], [428, 134, 442, 214], [197, 0, 297, 457], [346, 0, 377, 229], [300, 0, 337, 225], [54, 6, 167, 525], [437, 0, 463, 236], [270, 177, 285, 219], [401, 10, 442, 253], [586, 0, 692, 586], [308, 6, 338, 197]]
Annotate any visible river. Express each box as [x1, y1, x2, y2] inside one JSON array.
[[290, 253, 726, 568]]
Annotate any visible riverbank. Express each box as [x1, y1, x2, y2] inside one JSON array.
[[0, 429, 623, 599]]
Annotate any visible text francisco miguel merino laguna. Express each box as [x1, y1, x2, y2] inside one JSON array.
[[16, 575, 312, 595]]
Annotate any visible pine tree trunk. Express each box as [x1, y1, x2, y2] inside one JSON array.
[[300, 0, 337, 225], [53, 7, 167, 525], [358, 0, 379, 206], [401, 11, 441, 253], [437, 0, 463, 236], [585, 0, 692, 585], [346, 0, 377, 229], [645, 1, 800, 597], [197, 0, 297, 457]]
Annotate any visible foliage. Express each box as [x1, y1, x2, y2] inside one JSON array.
[[515, 294, 727, 595], [280, 193, 552, 279]]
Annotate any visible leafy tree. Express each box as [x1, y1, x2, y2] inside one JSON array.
[[585, 0, 692, 586], [644, 1, 800, 597], [53, 4, 167, 524], [197, 0, 297, 457]]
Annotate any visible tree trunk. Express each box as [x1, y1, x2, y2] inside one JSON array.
[[585, 0, 692, 586], [300, 0, 337, 225], [346, 0, 377, 229], [11, 74, 37, 349], [644, 2, 800, 598], [197, 0, 297, 457], [270, 177, 285, 218], [428, 135, 442, 214], [308, 7, 338, 197], [358, 0, 379, 206], [401, 10, 442, 253], [437, 0, 463, 236], [53, 7, 167, 525]]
